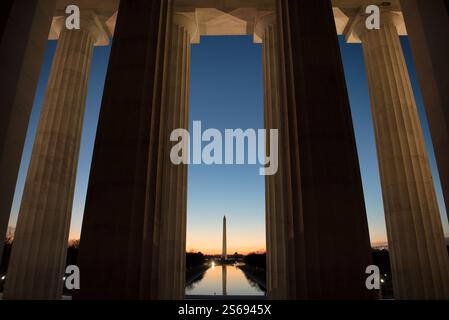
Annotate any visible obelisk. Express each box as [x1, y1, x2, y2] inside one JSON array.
[[222, 216, 227, 261]]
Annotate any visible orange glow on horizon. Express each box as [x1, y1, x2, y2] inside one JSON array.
[[65, 221, 393, 251], [186, 247, 266, 256]]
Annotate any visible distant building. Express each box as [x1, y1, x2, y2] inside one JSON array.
[[222, 216, 227, 261]]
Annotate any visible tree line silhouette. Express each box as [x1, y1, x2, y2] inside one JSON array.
[[1, 238, 448, 295]]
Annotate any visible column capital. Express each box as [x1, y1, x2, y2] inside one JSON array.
[[254, 12, 277, 43], [173, 13, 200, 44], [345, 7, 406, 43], [49, 10, 111, 46]]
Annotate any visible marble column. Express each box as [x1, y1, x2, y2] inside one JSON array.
[[3, 12, 109, 300], [76, 1, 194, 300], [348, 10, 449, 300], [400, 0, 449, 223], [274, 0, 374, 299], [0, 0, 56, 266], [255, 12, 294, 299], [148, 12, 195, 299]]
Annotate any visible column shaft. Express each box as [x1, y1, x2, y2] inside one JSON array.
[[400, 0, 449, 223], [276, 0, 373, 299], [77, 0, 192, 300], [0, 0, 56, 265], [152, 13, 192, 299], [3, 23, 97, 299], [257, 13, 297, 299], [360, 15, 449, 299]]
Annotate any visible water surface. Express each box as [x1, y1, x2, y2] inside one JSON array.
[[186, 264, 265, 296]]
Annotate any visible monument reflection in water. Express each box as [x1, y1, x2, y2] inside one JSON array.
[[186, 264, 265, 297]]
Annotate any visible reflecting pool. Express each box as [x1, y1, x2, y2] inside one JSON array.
[[186, 264, 265, 296]]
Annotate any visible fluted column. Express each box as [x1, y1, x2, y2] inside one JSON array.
[[3, 12, 108, 300], [274, 0, 374, 299], [400, 0, 449, 223], [0, 0, 57, 266], [76, 1, 194, 300], [149, 12, 195, 300], [349, 10, 449, 299], [255, 12, 294, 299]]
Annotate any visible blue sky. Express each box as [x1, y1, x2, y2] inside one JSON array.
[[341, 36, 449, 244], [8, 35, 449, 254]]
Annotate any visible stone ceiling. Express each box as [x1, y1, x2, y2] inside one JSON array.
[[50, 0, 407, 42]]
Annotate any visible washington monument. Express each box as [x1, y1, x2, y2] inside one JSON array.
[[222, 216, 227, 261]]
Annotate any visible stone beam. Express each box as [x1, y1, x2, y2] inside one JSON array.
[[174, 0, 275, 12], [47, 0, 409, 43]]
